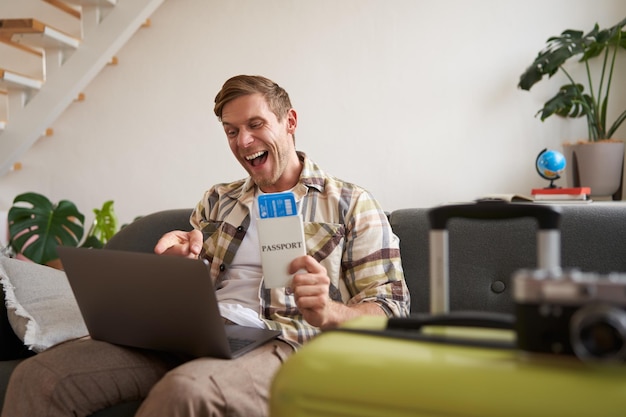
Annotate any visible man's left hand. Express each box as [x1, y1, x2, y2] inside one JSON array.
[[289, 255, 335, 329], [289, 255, 385, 329]]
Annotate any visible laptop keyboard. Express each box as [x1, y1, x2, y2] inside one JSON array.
[[228, 337, 255, 352]]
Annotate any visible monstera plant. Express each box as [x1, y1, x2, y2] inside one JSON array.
[[7, 192, 119, 266], [519, 17, 626, 198], [518, 16, 626, 141]]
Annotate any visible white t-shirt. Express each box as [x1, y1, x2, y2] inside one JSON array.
[[216, 190, 302, 328], [216, 201, 265, 328]]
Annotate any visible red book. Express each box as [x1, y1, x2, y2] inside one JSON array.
[[531, 187, 591, 200]]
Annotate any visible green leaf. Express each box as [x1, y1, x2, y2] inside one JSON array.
[[8, 192, 85, 264], [86, 200, 119, 245], [519, 29, 586, 90], [537, 84, 589, 120]]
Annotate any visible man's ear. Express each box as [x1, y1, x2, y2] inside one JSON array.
[[286, 108, 297, 133]]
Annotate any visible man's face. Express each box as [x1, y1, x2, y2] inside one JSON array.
[[221, 93, 299, 193]]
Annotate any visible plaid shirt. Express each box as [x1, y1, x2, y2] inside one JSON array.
[[191, 152, 410, 347]]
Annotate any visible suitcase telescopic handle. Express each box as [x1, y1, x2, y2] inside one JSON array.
[[428, 200, 563, 314], [387, 311, 515, 331], [428, 200, 562, 230]]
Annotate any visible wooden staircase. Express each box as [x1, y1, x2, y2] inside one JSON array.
[[0, 0, 165, 176]]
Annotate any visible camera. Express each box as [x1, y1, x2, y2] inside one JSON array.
[[513, 268, 626, 362]]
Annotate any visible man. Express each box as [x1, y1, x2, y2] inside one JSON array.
[[2, 75, 410, 417]]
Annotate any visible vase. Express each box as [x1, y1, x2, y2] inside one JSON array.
[[562, 140, 625, 200]]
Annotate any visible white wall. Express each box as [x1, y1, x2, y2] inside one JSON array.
[[1, 0, 625, 227]]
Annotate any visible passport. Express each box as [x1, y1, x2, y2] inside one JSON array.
[[256, 192, 305, 288]]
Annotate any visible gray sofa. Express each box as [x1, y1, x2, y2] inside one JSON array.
[[2, 202, 626, 416]]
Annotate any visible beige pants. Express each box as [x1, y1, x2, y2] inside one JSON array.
[[1, 337, 293, 417]]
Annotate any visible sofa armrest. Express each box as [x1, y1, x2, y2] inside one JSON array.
[[104, 209, 194, 253]]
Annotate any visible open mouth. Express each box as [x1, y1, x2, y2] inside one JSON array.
[[245, 151, 268, 167]]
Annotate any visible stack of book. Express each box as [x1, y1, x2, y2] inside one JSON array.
[[531, 187, 592, 203]]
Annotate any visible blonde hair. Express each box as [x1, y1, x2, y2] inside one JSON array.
[[214, 75, 292, 122]]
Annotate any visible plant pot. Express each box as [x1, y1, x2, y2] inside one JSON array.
[[562, 140, 625, 200]]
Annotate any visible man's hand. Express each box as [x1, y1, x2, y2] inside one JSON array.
[[289, 256, 333, 328], [154, 230, 203, 259], [289, 256, 385, 329]]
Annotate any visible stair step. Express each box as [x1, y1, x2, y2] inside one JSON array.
[[0, 88, 5, 129], [0, 19, 81, 49], [0, 68, 43, 90], [0, 89, 6, 126], [43, 0, 118, 30], [0, 37, 44, 58], [42, 0, 120, 21], [0, 38, 45, 81], [42, 0, 82, 20], [48, 0, 118, 6]]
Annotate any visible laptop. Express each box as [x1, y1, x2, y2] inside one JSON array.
[[57, 246, 281, 359]]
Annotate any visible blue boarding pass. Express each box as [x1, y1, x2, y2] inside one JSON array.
[[257, 191, 297, 218]]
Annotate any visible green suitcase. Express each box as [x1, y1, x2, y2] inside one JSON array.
[[270, 315, 626, 417]]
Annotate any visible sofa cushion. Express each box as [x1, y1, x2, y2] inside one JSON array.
[[0, 256, 88, 353]]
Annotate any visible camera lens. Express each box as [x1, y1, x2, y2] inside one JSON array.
[[570, 304, 626, 361]]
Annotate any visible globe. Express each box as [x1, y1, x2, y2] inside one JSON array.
[[536, 149, 566, 185]]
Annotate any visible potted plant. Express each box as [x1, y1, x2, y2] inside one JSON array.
[[6, 192, 119, 268], [519, 17, 626, 199]]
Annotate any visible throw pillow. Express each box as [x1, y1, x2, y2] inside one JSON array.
[[0, 256, 88, 353]]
